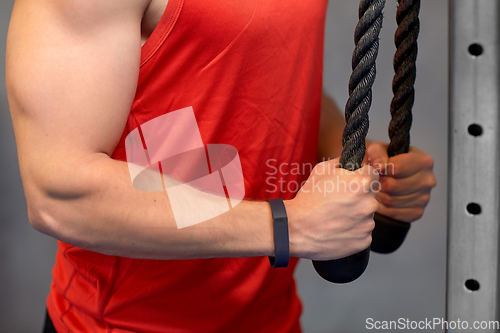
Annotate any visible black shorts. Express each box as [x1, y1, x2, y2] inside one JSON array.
[[43, 309, 57, 333]]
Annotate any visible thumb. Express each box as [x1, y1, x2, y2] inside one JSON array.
[[366, 141, 389, 173]]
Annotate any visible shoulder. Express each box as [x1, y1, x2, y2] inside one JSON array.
[[8, 0, 152, 28]]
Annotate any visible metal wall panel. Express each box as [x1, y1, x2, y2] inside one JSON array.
[[448, 0, 500, 331]]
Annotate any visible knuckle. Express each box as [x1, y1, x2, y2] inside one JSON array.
[[381, 177, 398, 195], [362, 234, 373, 250], [385, 163, 397, 176], [366, 218, 376, 232], [418, 193, 431, 207], [348, 175, 364, 190], [359, 173, 370, 182], [422, 154, 435, 169], [359, 197, 379, 216], [363, 164, 376, 174], [353, 173, 365, 182], [357, 176, 371, 190], [426, 175, 437, 189], [368, 197, 379, 213], [364, 173, 379, 185], [415, 208, 425, 220]]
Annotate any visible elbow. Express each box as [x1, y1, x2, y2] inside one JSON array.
[[26, 188, 109, 255], [23, 170, 82, 242], [26, 193, 65, 239], [20, 153, 108, 249], [21, 161, 89, 240], [26, 192, 90, 250], [24, 174, 102, 251], [26, 190, 101, 253], [27, 202, 45, 233]]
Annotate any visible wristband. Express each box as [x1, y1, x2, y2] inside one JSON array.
[[266, 198, 290, 268]]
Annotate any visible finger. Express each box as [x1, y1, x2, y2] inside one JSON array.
[[385, 147, 434, 179], [376, 204, 425, 223], [378, 171, 437, 196], [376, 190, 431, 209], [366, 141, 390, 172]]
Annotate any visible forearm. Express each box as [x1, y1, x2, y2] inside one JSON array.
[[29, 153, 275, 260]]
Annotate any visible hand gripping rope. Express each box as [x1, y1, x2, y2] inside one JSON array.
[[313, 0, 420, 283]]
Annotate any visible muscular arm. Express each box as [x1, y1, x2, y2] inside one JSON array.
[[7, 0, 378, 262], [6, 0, 276, 260]]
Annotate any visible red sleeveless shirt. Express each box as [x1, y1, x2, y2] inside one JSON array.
[[47, 0, 327, 331]]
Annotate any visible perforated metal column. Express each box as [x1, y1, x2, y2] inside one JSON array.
[[448, 0, 500, 331]]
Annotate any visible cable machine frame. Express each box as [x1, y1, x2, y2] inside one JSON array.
[[447, 0, 500, 331]]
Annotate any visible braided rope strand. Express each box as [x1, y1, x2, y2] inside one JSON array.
[[388, 0, 420, 157], [340, 0, 386, 171]]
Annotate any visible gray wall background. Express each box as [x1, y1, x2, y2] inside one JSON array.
[[0, 1, 447, 332]]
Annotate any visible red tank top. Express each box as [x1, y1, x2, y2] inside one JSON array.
[[47, 1, 327, 332]]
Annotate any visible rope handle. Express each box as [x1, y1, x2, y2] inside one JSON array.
[[313, 0, 384, 284], [313, 0, 420, 283], [372, 0, 420, 254]]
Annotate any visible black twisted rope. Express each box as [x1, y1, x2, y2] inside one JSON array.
[[314, 0, 421, 282], [388, 0, 420, 157], [340, 0, 386, 171]]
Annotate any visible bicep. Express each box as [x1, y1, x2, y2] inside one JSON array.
[[7, 0, 144, 161], [7, 0, 147, 199]]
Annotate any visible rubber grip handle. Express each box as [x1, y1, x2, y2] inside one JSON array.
[[371, 213, 411, 254], [312, 247, 370, 284]]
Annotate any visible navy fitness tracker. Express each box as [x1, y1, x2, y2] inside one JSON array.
[[266, 198, 290, 268]]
